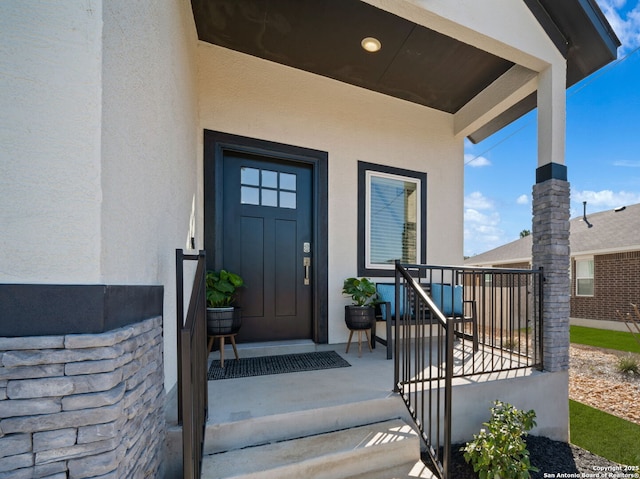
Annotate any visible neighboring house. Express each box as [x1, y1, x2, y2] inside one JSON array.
[[466, 203, 640, 323], [0, 1, 619, 478]]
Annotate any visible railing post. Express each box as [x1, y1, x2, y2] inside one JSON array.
[[176, 249, 184, 423], [443, 316, 454, 479], [176, 249, 208, 479], [394, 261, 400, 392]]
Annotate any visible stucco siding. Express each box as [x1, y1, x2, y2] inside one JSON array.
[[197, 44, 464, 343], [0, 1, 104, 283], [1, 0, 577, 394], [101, 0, 199, 389], [0, 0, 200, 391]]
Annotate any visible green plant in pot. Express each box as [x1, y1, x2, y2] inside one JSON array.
[[206, 269, 244, 335], [342, 277, 378, 330]]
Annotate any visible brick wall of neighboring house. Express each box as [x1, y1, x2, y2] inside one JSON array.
[[0, 316, 164, 479], [571, 250, 640, 322]]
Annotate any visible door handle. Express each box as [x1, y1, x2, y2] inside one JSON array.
[[303, 257, 311, 285]]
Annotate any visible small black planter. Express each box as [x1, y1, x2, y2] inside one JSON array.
[[207, 307, 242, 335], [344, 305, 375, 330]]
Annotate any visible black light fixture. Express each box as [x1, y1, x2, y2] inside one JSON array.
[[582, 201, 593, 228]]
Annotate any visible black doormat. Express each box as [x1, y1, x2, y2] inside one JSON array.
[[207, 351, 351, 380]]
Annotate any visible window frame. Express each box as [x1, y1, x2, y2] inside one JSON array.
[[574, 256, 595, 297], [357, 161, 427, 277]]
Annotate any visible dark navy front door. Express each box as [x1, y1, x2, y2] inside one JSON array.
[[222, 153, 313, 342]]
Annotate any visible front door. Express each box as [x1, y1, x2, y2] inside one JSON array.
[[221, 152, 313, 342]]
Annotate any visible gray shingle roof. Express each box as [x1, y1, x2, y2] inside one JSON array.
[[466, 203, 640, 266]]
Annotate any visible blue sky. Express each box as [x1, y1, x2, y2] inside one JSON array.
[[463, 0, 640, 257]]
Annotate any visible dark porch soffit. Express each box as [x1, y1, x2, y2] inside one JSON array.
[[191, 0, 619, 143]]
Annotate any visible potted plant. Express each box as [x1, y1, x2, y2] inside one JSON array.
[[342, 277, 378, 330], [206, 269, 244, 335]]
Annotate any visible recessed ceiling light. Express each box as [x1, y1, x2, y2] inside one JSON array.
[[361, 37, 381, 53]]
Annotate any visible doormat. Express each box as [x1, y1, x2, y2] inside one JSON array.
[[207, 351, 351, 380]]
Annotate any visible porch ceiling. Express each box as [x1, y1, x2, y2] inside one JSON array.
[[190, 0, 619, 143]]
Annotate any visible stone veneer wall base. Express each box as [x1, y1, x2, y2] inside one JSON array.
[[532, 178, 571, 373], [0, 316, 165, 479]]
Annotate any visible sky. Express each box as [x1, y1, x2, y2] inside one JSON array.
[[463, 0, 640, 258]]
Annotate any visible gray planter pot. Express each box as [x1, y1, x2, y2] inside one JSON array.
[[207, 307, 242, 335], [344, 305, 375, 330]]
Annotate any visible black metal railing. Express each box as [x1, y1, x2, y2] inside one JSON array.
[[393, 263, 544, 479], [176, 249, 208, 479]]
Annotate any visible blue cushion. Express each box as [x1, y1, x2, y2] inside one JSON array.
[[431, 284, 463, 316], [376, 283, 405, 320]]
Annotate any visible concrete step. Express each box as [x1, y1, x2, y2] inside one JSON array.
[[204, 395, 410, 455], [200, 419, 420, 479], [345, 460, 437, 479]]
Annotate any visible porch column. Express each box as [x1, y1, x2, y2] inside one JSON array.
[[532, 65, 570, 373]]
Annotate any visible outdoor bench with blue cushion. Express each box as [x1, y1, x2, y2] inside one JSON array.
[[373, 282, 479, 359]]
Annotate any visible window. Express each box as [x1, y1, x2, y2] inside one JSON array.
[[358, 162, 426, 276], [240, 167, 296, 209], [575, 257, 594, 296]]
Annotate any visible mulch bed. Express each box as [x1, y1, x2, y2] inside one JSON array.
[[434, 344, 640, 478], [436, 435, 629, 479]]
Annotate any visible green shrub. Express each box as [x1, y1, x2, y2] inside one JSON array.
[[617, 355, 640, 375], [462, 400, 538, 479]]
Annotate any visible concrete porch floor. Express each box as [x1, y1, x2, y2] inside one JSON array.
[[163, 336, 540, 429], [204, 334, 534, 422], [162, 328, 537, 425], [206, 339, 400, 426], [164, 335, 560, 478], [200, 339, 437, 479]]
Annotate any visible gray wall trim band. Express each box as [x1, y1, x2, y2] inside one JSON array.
[[0, 284, 163, 337], [536, 163, 568, 183]]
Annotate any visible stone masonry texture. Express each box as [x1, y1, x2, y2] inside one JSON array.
[[0, 316, 164, 478], [533, 179, 571, 373]]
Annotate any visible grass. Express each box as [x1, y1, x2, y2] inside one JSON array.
[[569, 326, 640, 466], [570, 325, 640, 354], [570, 400, 640, 466]]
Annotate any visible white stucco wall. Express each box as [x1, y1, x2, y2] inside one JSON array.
[[0, 1, 199, 390], [0, 2, 103, 283], [101, 0, 199, 389], [197, 44, 464, 343], [452, 370, 569, 443], [0, 0, 571, 394], [194, 0, 570, 345]]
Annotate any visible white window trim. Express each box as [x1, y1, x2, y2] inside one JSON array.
[[364, 170, 422, 270], [574, 255, 594, 297]]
